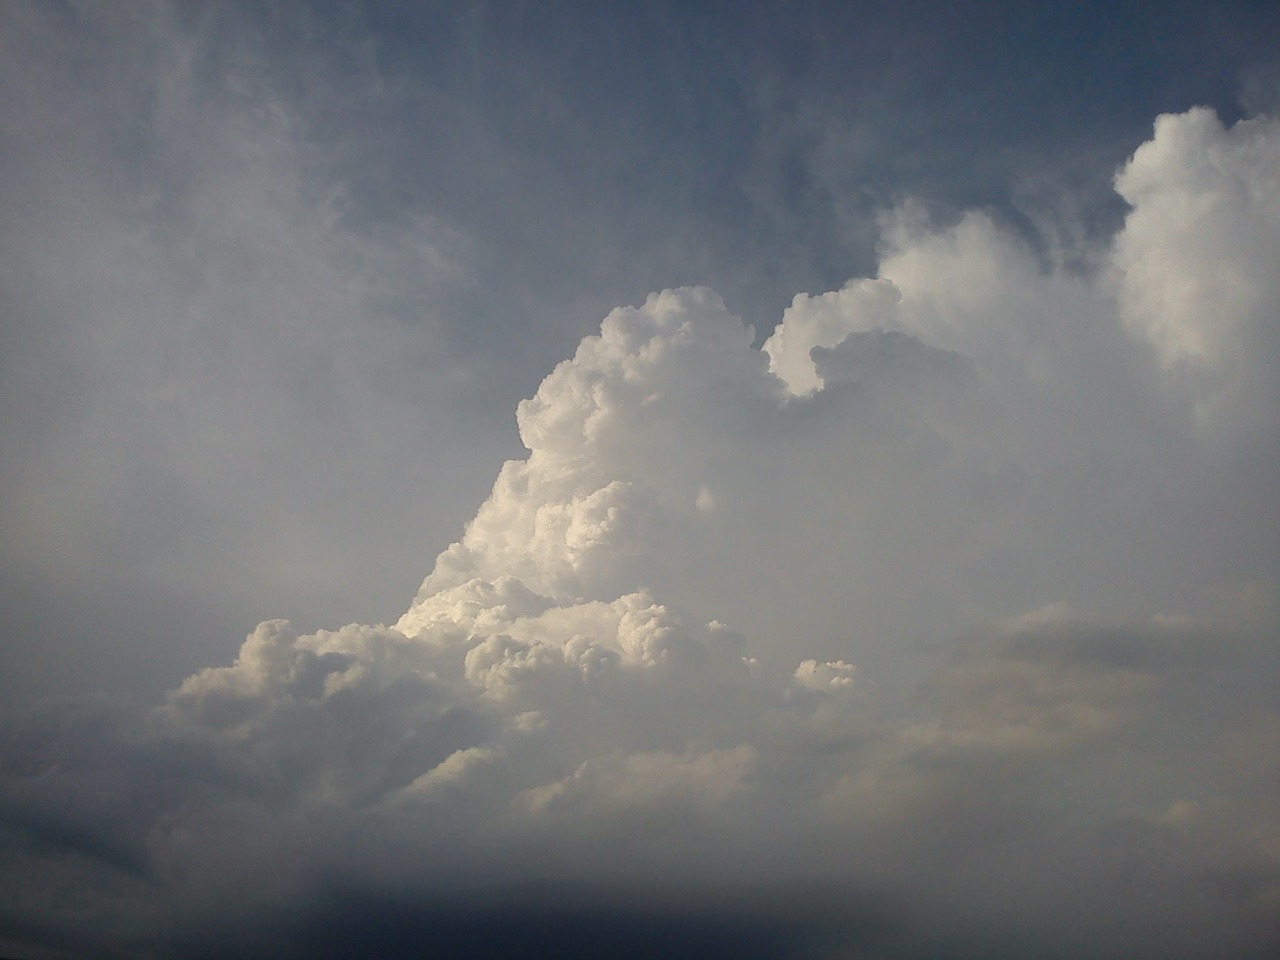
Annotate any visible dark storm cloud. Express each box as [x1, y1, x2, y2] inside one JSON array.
[[162, 884, 880, 960]]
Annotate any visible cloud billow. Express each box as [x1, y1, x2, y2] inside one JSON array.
[[2, 108, 1279, 960]]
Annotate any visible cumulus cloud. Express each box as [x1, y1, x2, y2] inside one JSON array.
[[2, 107, 1279, 959]]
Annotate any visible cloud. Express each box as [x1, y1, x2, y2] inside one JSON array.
[[3, 106, 1279, 959], [0, 0, 513, 700], [1113, 108, 1280, 430]]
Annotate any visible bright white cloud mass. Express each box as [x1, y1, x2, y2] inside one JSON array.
[[2, 3, 1279, 959]]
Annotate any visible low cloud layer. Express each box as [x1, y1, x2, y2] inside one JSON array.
[[3, 108, 1279, 959]]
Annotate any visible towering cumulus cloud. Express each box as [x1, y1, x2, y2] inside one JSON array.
[[3, 109, 1279, 960]]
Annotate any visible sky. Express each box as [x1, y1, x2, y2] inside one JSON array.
[[1, 1, 1279, 958]]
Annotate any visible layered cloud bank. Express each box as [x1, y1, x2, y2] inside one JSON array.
[[3, 108, 1279, 959]]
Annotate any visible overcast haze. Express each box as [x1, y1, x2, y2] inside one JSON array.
[[2, 2, 1279, 958]]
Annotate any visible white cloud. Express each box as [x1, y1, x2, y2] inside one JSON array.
[[1113, 108, 1280, 430], [2, 106, 1279, 959], [761, 278, 904, 394], [792, 658, 858, 692]]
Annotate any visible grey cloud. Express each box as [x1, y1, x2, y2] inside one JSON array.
[[3, 609, 1275, 957], [0, 0, 515, 700], [2, 3, 1279, 955], [4, 0, 1275, 705]]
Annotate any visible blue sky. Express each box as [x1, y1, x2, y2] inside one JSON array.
[[1, 2, 1278, 958]]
